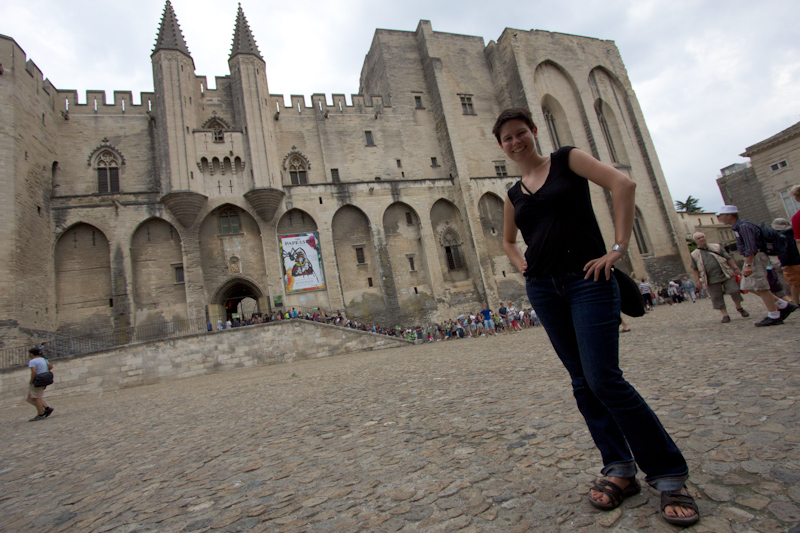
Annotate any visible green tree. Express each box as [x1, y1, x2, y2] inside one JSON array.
[[675, 195, 703, 213]]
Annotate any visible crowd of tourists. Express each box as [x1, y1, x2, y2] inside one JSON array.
[[209, 302, 543, 342], [399, 303, 540, 342]]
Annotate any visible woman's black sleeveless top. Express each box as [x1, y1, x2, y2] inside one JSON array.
[[507, 146, 606, 277]]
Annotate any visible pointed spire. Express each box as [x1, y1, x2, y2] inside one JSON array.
[[230, 3, 262, 60], [153, 0, 191, 57]]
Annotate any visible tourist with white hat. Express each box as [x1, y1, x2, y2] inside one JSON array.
[[717, 205, 798, 326]]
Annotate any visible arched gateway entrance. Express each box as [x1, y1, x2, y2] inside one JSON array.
[[212, 278, 266, 322]]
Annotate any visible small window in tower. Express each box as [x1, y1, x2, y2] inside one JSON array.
[[367, 277, 373, 287], [331, 168, 340, 182], [459, 94, 475, 115], [405, 212, 413, 225], [431, 157, 439, 167], [365, 131, 375, 146], [175, 266, 185, 283], [408, 256, 415, 271], [495, 161, 508, 177], [414, 95, 423, 109], [355, 247, 365, 264], [396, 159, 402, 168]]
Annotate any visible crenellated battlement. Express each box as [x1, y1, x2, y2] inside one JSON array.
[[195, 75, 233, 97], [268, 94, 390, 117], [56, 90, 156, 115], [0, 35, 58, 103]]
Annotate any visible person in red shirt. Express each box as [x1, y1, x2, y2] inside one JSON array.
[[788, 185, 800, 303]]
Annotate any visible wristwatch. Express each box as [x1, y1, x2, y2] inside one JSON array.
[[744, 263, 752, 267], [611, 243, 628, 254]]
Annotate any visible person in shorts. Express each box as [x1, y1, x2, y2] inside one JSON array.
[[718, 205, 798, 326], [480, 305, 497, 336], [690, 232, 748, 323], [26, 347, 54, 422]]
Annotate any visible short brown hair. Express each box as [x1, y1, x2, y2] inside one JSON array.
[[492, 108, 535, 143]]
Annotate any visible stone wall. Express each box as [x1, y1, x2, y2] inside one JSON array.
[[0, 320, 410, 406]]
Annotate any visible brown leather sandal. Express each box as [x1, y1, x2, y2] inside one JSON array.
[[660, 489, 699, 526], [588, 477, 641, 511]]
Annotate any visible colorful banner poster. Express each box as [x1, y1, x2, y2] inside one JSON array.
[[279, 232, 326, 293]]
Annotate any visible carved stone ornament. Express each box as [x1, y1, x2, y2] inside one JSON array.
[[439, 227, 462, 247], [282, 149, 310, 170], [229, 256, 241, 274], [87, 138, 126, 166]]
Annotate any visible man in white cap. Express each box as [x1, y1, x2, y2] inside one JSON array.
[[717, 205, 798, 326]]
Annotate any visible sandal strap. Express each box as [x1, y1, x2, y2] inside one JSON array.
[[661, 490, 699, 512], [591, 479, 624, 506]]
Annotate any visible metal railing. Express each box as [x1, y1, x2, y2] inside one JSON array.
[[3, 318, 212, 370]]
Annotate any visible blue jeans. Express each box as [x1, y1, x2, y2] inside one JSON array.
[[526, 273, 688, 490]]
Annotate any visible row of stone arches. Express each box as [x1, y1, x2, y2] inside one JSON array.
[[54, 219, 186, 333], [51, 193, 478, 330], [52, 188, 655, 330]]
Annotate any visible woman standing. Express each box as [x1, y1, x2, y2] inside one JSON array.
[[496, 108, 698, 526]]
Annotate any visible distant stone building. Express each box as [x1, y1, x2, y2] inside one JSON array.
[[718, 121, 800, 225], [716, 163, 772, 225], [676, 211, 736, 246], [0, 1, 691, 345]]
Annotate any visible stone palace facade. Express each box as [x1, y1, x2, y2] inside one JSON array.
[[0, 1, 690, 343]]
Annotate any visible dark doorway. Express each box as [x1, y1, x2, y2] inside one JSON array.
[[216, 280, 263, 322]]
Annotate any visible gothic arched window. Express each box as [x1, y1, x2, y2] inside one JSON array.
[[632, 207, 652, 255], [289, 156, 308, 185], [96, 150, 120, 193], [595, 101, 618, 163], [203, 118, 228, 144], [542, 107, 561, 150]]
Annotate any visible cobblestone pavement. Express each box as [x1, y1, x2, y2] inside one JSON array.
[[1, 298, 799, 532]]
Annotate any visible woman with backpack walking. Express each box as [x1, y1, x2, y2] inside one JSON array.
[[26, 347, 54, 422]]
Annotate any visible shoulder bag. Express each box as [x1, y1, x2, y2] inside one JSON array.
[[33, 371, 54, 388], [612, 268, 646, 317]]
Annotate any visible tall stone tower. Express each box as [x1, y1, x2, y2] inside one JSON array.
[[229, 5, 280, 190], [151, 0, 207, 228], [229, 6, 285, 228]]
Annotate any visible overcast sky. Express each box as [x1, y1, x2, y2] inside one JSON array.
[[3, 0, 799, 214]]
